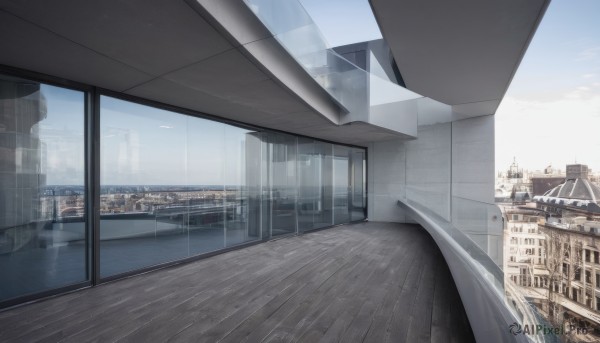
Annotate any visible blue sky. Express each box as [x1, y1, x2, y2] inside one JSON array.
[[299, 0, 381, 47]]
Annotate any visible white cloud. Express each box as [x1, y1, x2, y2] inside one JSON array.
[[582, 73, 597, 78]]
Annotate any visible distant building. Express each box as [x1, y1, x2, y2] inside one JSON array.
[[567, 164, 590, 180], [534, 164, 600, 217], [496, 158, 531, 203], [508, 157, 524, 179], [503, 207, 546, 288], [532, 176, 565, 197]]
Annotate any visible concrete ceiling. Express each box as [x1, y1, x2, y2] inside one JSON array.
[[0, 0, 410, 146], [370, 0, 549, 115]]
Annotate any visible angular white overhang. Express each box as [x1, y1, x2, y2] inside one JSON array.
[[370, 0, 550, 116]]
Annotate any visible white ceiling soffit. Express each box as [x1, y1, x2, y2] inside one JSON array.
[[370, 0, 550, 115], [0, 0, 417, 146]]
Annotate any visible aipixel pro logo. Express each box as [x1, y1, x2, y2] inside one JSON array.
[[508, 322, 588, 336], [508, 322, 522, 335]]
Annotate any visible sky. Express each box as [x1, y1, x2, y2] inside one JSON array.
[[38, 85, 85, 185], [494, 0, 600, 173], [298, 0, 381, 47], [301, 0, 600, 173]]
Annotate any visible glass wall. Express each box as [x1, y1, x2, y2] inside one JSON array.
[[0, 80, 366, 302], [0, 74, 87, 302], [99, 96, 366, 277]]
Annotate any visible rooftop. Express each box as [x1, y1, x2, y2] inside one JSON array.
[[542, 178, 600, 202]]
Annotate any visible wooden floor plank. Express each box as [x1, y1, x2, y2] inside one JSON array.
[[0, 222, 474, 343]]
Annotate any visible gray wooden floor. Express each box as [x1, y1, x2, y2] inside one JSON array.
[[0, 222, 474, 343]]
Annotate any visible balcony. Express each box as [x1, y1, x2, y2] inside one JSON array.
[[0, 222, 474, 342]]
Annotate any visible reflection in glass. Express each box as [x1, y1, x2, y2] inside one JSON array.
[[297, 138, 333, 232], [98, 96, 366, 278], [266, 133, 297, 237], [317, 142, 335, 227], [224, 126, 262, 246], [297, 138, 316, 232], [334, 145, 351, 224], [0, 76, 367, 303], [100, 96, 189, 277], [99, 97, 269, 277], [186, 118, 226, 256], [0, 74, 86, 302], [245, 132, 264, 242], [351, 148, 366, 221]]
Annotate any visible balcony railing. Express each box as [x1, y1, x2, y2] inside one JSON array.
[[398, 198, 557, 343]]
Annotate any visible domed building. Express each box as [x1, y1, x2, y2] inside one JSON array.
[[534, 164, 600, 217]]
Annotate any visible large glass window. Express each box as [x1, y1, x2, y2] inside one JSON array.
[[99, 97, 267, 277], [100, 96, 189, 277], [0, 74, 86, 302]]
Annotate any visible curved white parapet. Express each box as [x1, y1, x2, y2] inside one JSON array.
[[398, 199, 557, 343]]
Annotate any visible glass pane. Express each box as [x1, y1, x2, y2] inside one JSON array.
[[315, 142, 334, 229], [0, 75, 86, 302], [100, 96, 189, 277], [260, 133, 270, 239], [186, 117, 225, 255], [351, 148, 366, 221], [245, 132, 263, 242], [297, 137, 315, 232], [225, 126, 262, 246], [333, 145, 351, 224], [267, 133, 297, 237]]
